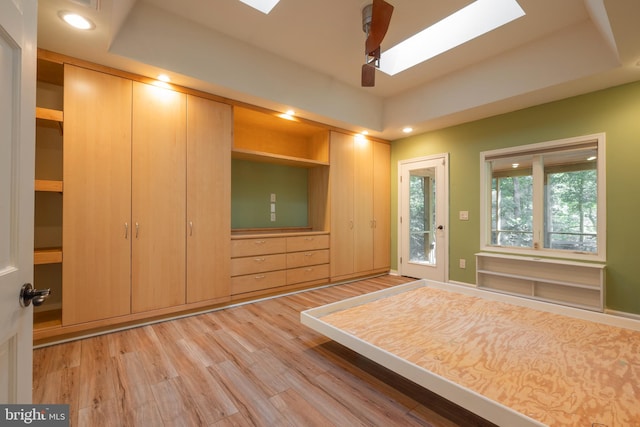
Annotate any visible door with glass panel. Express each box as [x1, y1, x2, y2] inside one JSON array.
[[399, 155, 448, 281]]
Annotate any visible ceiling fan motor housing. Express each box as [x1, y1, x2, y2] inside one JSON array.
[[362, 4, 373, 34]]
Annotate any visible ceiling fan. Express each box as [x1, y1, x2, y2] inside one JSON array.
[[361, 0, 394, 87]]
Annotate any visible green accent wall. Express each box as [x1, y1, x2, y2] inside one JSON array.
[[231, 159, 308, 229], [391, 79, 640, 315]]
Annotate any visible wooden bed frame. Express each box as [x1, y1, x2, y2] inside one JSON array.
[[301, 280, 640, 427]]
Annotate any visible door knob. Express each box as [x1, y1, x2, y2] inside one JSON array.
[[437, 225, 444, 230], [19, 283, 50, 307]]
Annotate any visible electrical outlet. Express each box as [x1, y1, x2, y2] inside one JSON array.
[[270, 203, 276, 212], [459, 211, 469, 221], [270, 193, 276, 203], [270, 213, 276, 222], [459, 258, 466, 269]]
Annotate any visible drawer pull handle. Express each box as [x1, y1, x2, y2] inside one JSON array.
[[304, 252, 315, 257], [254, 240, 266, 245], [254, 257, 266, 262], [304, 237, 314, 241], [305, 268, 313, 272], [254, 275, 266, 279]]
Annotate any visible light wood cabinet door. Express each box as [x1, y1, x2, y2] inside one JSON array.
[[373, 142, 390, 270], [132, 82, 186, 313], [186, 95, 231, 303], [63, 65, 132, 325], [329, 132, 355, 278], [354, 138, 374, 273]]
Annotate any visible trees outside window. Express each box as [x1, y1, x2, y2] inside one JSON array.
[[481, 134, 605, 261]]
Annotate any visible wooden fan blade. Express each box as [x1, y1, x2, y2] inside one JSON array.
[[362, 63, 375, 87], [365, 0, 394, 55]]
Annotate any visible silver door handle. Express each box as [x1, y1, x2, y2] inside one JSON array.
[[20, 283, 50, 307], [124, 222, 128, 239], [189, 221, 193, 236], [135, 222, 140, 238]]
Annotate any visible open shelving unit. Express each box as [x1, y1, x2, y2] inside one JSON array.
[[232, 106, 329, 167], [34, 55, 64, 331], [476, 252, 605, 311]]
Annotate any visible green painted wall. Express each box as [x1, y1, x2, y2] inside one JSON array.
[[391, 80, 640, 315], [231, 159, 308, 229]]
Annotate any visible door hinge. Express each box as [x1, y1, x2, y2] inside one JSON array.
[[400, 256, 402, 264], [400, 216, 402, 224], [400, 175, 403, 183]]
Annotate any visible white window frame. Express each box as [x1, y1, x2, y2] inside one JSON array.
[[480, 133, 606, 262]]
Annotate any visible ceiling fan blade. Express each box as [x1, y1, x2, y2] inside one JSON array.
[[365, 0, 394, 55], [362, 63, 376, 87]]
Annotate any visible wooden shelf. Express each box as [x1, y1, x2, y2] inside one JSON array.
[[34, 247, 62, 265], [36, 107, 63, 134], [34, 308, 62, 331], [35, 179, 63, 192], [232, 148, 329, 168], [233, 106, 329, 167], [36, 107, 63, 122]]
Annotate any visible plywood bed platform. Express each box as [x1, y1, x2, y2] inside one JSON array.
[[301, 280, 640, 427]]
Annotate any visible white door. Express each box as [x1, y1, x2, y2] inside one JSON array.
[[0, 0, 38, 404], [399, 155, 448, 281]]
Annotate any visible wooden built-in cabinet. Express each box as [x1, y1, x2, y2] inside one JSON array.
[[33, 50, 390, 344], [62, 65, 133, 325], [36, 61, 232, 340], [330, 131, 391, 282], [131, 81, 187, 313], [231, 233, 329, 298], [186, 95, 232, 303]]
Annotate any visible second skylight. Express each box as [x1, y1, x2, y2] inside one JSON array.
[[380, 0, 525, 76]]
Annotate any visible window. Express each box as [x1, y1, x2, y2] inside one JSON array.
[[480, 134, 605, 261]]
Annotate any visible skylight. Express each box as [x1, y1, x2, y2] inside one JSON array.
[[380, 0, 525, 76], [238, 0, 280, 14]]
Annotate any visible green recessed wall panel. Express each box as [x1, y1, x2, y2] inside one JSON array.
[[231, 159, 308, 229], [391, 80, 640, 315]]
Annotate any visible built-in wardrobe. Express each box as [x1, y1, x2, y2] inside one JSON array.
[[33, 50, 390, 344]]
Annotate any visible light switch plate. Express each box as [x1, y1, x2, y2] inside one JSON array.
[[459, 211, 469, 221]]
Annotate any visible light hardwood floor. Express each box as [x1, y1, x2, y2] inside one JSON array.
[[33, 275, 495, 426]]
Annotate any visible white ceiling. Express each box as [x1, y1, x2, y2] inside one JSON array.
[[37, 0, 640, 140]]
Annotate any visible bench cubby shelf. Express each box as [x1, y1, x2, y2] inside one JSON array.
[[476, 252, 605, 311]]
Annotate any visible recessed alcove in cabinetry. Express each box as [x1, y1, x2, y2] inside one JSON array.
[[232, 106, 329, 232], [34, 56, 64, 324]]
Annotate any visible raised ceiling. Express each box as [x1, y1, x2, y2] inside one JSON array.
[[37, 0, 640, 139]]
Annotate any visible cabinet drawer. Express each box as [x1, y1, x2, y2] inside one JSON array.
[[231, 237, 286, 257], [286, 234, 329, 252], [286, 264, 329, 285], [231, 254, 286, 276], [287, 249, 329, 269], [231, 270, 286, 295]]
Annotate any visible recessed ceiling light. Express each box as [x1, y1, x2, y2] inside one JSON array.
[[402, 127, 413, 133], [238, 0, 280, 14], [361, 130, 369, 135], [157, 74, 171, 82], [512, 163, 520, 168], [380, 0, 525, 76], [279, 110, 295, 120], [587, 156, 597, 161], [58, 11, 95, 30]]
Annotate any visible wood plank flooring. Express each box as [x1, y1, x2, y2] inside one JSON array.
[[33, 275, 495, 426]]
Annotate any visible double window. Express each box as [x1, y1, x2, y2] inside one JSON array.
[[480, 134, 605, 261]]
